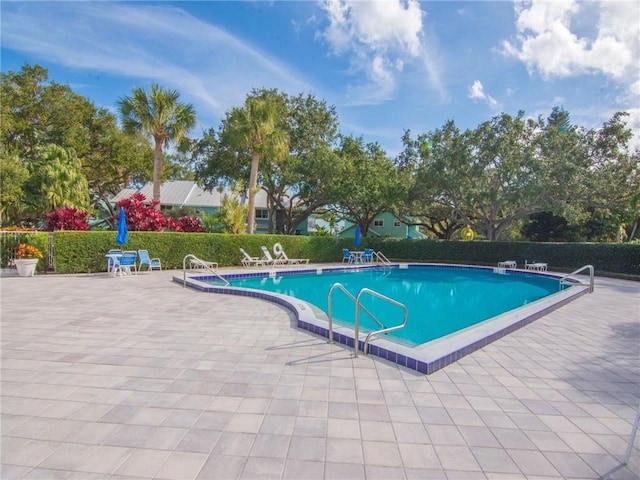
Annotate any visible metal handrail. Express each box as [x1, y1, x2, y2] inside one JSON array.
[[356, 288, 408, 357], [327, 283, 385, 343], [374, 251, 391, 265], [559, 264, 594, 293], [182, 254, 229, 287]]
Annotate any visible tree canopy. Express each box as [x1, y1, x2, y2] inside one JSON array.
[[0, 64, 154, 225], [2, 63, 638, 242], [400, 111, 639, 241]]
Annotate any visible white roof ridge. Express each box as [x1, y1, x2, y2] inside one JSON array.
[[182, 182, 199, 208]]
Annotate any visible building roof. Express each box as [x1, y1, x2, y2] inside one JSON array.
[[111, 181, 271, 209]]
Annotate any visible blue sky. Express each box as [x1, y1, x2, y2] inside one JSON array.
[[2, 1, 639, 155]]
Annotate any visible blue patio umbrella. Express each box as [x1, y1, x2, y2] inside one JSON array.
[[115, 207, 128, 245], [354, 225, 361, 247]]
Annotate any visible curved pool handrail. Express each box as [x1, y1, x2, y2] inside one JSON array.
[[327, 283, 385, 344], [356, 288, 409, 358], [373, 251, 392, 265], [559, 264, 594, 293], [182, 254, 229, 287]]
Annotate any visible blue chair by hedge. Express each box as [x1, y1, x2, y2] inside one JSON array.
[[138, 249, 162, 272], [115, 251, 138, 276], [362, 248, 374, 263], [342, 248, 354, 263]]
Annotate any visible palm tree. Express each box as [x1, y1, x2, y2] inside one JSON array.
[[117, 84, 196, 209], [222, 93, 288, 234]]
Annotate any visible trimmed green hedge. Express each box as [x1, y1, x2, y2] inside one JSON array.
[[49, 231, 360, 273], [6, 230, 636, 276], [367, 238, 640, 276]]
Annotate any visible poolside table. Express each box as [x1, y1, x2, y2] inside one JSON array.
[[350, 251, 364, 263], [105, 253, 120, 277], [106, 252, 138, 277]]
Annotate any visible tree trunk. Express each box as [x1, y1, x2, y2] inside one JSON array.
[[629, 219, 638, 241], [246, 151, 260, 234], [360, 222, 368, 237], [152, 138, 163, 211]]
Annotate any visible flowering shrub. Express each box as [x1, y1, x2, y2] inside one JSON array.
[[16, 243, 43, 259], [116, 193, 166, 231], [45, 208, 90, 231], [116, 192, 204, 232], [166, 216, 205, 233], [1, 226, 40, 232]]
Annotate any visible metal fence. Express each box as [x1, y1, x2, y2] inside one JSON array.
[[0, 231, 53, 270]]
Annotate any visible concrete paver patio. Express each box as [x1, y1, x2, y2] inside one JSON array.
[[1, 268, 638, 479]]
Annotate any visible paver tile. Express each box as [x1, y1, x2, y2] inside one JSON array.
[[1, 271, 637, 480], [115, 448, 171, 478], [197, 454, 245, 480], [154, 451, 207, 480]]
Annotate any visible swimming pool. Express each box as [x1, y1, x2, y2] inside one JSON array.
[[178, 264, 591, 374], [227, 266, 560, 346]]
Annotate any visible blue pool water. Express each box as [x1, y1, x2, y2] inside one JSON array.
[[226, 266, 562, 346]]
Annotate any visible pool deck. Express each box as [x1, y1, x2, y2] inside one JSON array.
[[1, 266, 639, 479]]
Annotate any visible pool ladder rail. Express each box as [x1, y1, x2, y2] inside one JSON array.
[[559, 264, 594, 293], [328, 283, 408, 358], [373, 251, 392, 265], [181, 254, 230, 287]]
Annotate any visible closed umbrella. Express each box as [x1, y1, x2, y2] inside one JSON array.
[[354, 225, 361, 247], [115, 207, 128, 246]]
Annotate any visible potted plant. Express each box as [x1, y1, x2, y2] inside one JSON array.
[[14, 243, 43, 277]]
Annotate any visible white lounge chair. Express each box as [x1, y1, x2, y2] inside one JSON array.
[[273, 243, 309, 265], [240, 248, 266, 268], [525, 260, 547, 271], [260, 246, 287, 267], [190, 258, 218, 270]]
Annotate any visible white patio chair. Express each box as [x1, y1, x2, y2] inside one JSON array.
[[273, 243, 309, 265], [260, 246, 287, 267], [240, 248, 266, 268]]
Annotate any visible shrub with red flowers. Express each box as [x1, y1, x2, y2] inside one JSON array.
[[116, 192, 166, 231], [166, 216, 205, 233], [45, 207, 90, 231], [115, 192, 203, 232]]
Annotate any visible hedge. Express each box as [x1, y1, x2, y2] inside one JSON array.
[[2, 230, 638, 277], [48, 231, 359, 274], [367, 238, 640, 276]]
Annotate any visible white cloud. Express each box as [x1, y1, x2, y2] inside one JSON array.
[[1, 3, 313, 121], [468, 80, 498, 108], [317, 0, 441, 104], [502, 0, 639, 149], [502, 0, 639, 81]]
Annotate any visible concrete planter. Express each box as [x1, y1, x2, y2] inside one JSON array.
[[15, 258, 38, 277]]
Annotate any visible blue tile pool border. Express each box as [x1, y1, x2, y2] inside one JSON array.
[[174, 263, 591, 375]]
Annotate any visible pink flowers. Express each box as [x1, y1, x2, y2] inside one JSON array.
[[116, 193, 204, 232]]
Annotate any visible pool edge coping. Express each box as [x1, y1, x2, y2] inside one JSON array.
[[173, 263, 592, 375]]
